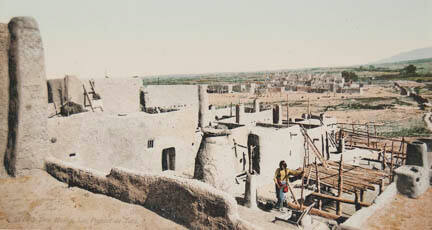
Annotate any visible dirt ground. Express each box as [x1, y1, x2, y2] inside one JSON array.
[[209, 85, 423, 125], [364, 188, 432, 230], [0, 170, 186, 230]]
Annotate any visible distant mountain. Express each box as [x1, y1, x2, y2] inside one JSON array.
[[374, 47, 432, 64]]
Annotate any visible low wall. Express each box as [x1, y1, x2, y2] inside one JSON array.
[[142, 85, 198, 109], [340, 183, 398, 230], [45, 157, 258, 230]]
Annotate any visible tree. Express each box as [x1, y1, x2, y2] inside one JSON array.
[[341, 71, 359, 82], [402, 64, 417, 75]]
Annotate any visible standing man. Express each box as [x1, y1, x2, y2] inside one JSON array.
[[274, 160, 303, 211]]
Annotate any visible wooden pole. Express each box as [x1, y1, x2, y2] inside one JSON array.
[[374, 124, 377, 137], [382, 144, 387, 170], [286, 93, 289, 125], [391, 142, 394, 182], [311, 192, 371, 207], [401, 137, 406, 165], [379, 179, 384, 195], [286, 179, 299, 205], [286, 201, 340, 220], [315, 160, 322, 209], [336, 154, 344, 216], [355, 190, 361, 211], [300, 144, 307, 208], [367, 124, 370, 147]]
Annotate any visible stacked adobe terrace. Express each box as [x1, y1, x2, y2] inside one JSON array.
[[1, 17, 431, 230]]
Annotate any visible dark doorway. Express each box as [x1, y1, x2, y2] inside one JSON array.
[[140, 91, 146, 111], [272, 105, 280, 124], [162, 147, 176, 171], [247, 134, 260, 174]]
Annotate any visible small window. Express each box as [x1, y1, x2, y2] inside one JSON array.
[[148, 139, 154, 148]]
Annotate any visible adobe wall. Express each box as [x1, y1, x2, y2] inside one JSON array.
[[142, 85, 198, 109], [194, 132, 238, 194], [47, 108, 200, 174], [45, 157, 259, 230], [0, 23, 9, 177], [64, 75, 84, 105], [219, 109, 273, 125], [249, 125, 306, 184], [5, 17, 48, 176], [83, 78, 142, 114]]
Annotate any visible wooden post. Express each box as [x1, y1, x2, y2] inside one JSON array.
[[367, 123, 370, 147], [351, 124, 355, 147], [336, 154, 344, 216], [286, 179, 299, 205], [374, 124, 377, 137], [315, 160, 322, 210], [300, 149, 306, 208], [355, 190, 361, 211], [287, 94, 289, 125], [391, 141, 394, 182], [379, 179, 384, 195], [401, 137, 406, 165], [382, 144, 387, 170]]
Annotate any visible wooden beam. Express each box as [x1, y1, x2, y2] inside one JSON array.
[[336, 154, 343, 216], [286, 201, 340, 220], [355, 190, 361, 211], [314, 160, 322, 209], [300, 126, 328, 168], [310, 192, 371, 207]]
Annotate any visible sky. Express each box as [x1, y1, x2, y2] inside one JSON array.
[[1, 0, 431, 78]]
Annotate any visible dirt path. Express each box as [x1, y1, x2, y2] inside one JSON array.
[[0, 170, 186, 230]]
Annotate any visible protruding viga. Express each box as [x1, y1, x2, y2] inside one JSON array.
[[5, 17, 48, 176]]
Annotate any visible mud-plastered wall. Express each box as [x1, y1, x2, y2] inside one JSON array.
[[83, 78, 142, 114], [143, 85, 198, 109], [45, 157, 259, 230], [0, 23, 9, 177], [4, 17, 48, 176], [47, 107, 200, 174]]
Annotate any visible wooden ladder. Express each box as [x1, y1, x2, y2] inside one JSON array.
[[83, 85, 94, 112], [300, 125, 328, 168]]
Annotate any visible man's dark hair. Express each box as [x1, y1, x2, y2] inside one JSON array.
[[279, 160, 287, 169]]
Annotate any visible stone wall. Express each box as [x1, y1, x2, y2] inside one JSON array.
[[0, 23, 9, 177], [45, 157, 259, 230]]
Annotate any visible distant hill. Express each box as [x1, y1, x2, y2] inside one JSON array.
[[374, 47, 432, 64]]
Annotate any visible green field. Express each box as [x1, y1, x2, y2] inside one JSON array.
[[141, 57, 432, 85]]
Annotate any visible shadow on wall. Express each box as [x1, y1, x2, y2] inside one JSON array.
[[44, 157, 259, 230]]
